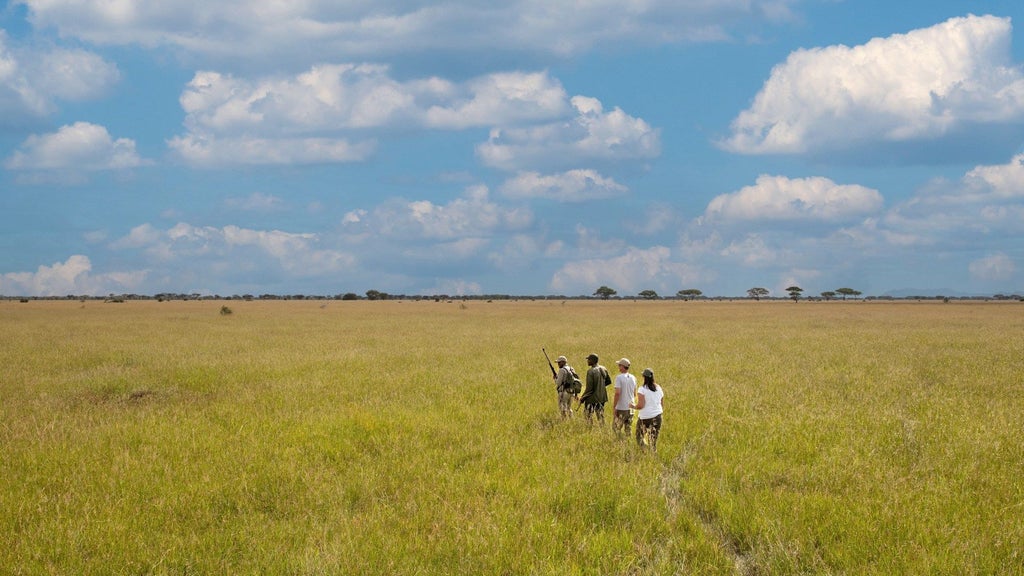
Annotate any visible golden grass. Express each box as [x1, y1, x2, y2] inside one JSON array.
[[1, 299, 1022, 574]]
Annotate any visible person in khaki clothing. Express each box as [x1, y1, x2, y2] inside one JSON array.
[[553, 355, 576, 419]]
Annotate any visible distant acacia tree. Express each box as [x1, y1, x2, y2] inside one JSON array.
[[366, 289, 389, 301], [594, 286, 617, 299], [835, 287, 861, 300], [747, 287, 769, 301], [821, 291, 837, 300], [341, 293, 359, 300], [786, 286, 803, 302], [677, 289, 703, 300], [638, 289, 659, 300]]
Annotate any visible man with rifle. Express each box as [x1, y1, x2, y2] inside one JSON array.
[[544, 349, 577, 419]]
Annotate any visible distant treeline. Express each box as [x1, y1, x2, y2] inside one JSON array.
[[4, 292, 1023, 302]]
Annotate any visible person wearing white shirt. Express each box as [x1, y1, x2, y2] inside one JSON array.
[[612, 358, 637, 437], [629, 368, 664, 451]]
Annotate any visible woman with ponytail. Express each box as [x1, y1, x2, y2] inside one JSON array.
[[629, 368, 664, 451]]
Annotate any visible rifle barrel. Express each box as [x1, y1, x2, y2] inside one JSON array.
[[543, 348, 557, 377]]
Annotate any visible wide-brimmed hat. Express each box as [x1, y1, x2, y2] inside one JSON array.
[[556, 355, 567, 363], [616, 358, 631, 368], [586, 353, 599, 362], [642, 368, 654, 378]]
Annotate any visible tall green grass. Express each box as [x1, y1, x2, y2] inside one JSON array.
[[1, 299, 1021, 574]]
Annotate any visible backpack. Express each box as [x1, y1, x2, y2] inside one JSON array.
[[567, 367, 583, 395], [602, 367, 611, 387]]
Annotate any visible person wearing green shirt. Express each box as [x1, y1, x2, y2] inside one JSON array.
[[579, 353, 610, 424]]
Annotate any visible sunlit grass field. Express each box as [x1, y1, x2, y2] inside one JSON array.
[[2, 299, 1022, 574]]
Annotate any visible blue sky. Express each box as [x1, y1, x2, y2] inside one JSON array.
[[2, 0, 1024, 298]]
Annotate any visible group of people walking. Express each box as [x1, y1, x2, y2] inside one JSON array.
[[552, 353, 665, 451]]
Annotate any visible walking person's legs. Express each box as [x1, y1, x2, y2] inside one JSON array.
[[614, 410, 632, 436], [558, 389, 574, 418], [647, 415, 662, 451]]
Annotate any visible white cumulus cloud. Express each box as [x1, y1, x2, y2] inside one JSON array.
[[499, 169, 628, 201], [705, 175, 883, 222], [478, 96, 660, 171], [719, 234, 779, 267], [961, 153, 1024, 200], [0, 255, 146, 297], [112, 222, 355, 276], [968, 253, 1015, 282], [346, 185, 533, 241], [423, 71, 570, 129], [550, 246, 702, 294], [878, 154, 1024, 246], [722, 15, 1024, 154], [0, 31, 118, 122], [4, 122, 148, 171], [168, 67, 574, 166]]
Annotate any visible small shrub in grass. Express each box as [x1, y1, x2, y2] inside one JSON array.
[[220, 305, 233, 315]]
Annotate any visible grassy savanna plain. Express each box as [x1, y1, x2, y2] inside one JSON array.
[[1, 299, 1022, 574]]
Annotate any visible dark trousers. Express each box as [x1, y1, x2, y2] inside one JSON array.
[[636, 414, 662, 450]]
